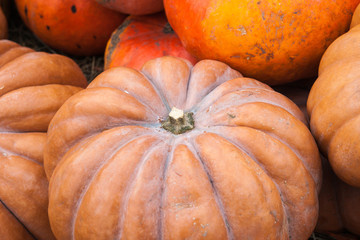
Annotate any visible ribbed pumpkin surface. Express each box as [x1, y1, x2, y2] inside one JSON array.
[[0, 40, 87, 240], [45, 56, 321, 240]]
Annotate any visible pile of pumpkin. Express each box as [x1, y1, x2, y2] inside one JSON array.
[[1, 0, 360, 239]]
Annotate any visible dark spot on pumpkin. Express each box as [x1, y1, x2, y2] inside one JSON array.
[[227, 113, 236, 118], [46, 25, 50, 30], [266, 52, 274, 61], [39, 14, 43, 19], [24, 5, 28, 17], [71, 5, 77, 13], [257, 1, 261, 4], [155, 42, 160, 47], [93, 35, 97, 39], [163, 23, 174, 34], [76, 44, 81, 49]]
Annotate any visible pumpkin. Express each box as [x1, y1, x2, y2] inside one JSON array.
[[45, 56, 321, 240], [0, 6, 7, 39], [0, 40, 87, 240], [14, 0, 127, 56], [307, 5, 360, 187], [316, 157, 360, 236], [104, 12, 197, 70], [95, 0, 163, 15], [164, 0, 360, 85]]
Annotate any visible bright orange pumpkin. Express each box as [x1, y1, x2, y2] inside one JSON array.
[[45, 56, 321, 240], [14, 0, 126, 56], [104, 12, 197, 70], [164, 0, 360, 85]]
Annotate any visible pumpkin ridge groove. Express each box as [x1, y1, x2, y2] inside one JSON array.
[[70, 134, 155, 239], [158, 139, 175, 240], [195, 89, 304, 123], [140, 71, 171, 112], [116, 140, 166, 239], [105, 87, 166, 118], [188, 141, 234, 240], [0, 199, 37, 240], [211, 124, 318, 188], [207, 129, 289, 236], [326, 110, 360, 155], [0, 146, 42, 166]]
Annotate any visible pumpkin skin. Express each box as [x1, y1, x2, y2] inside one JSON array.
[[45, 56, 321, 240], [14, 0, 126, 56], [164, 0, 360, 85], [307, 6, 360, 187], [104, 13, 197, 70], [0, 40, 87, 240], [0, 6, 7, 39], [316, 157, 360, 236], [95, 0, 163, 15]]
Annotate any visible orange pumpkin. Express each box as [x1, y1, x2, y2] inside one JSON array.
[[0, 40, 87, 240], [307, 4, 360, 187], [45, 56, 321, 240], [164, 0, 360, 85], [14, 0, 126, 56], [104, 12, 197, 70], [95, 0, 163, 15]]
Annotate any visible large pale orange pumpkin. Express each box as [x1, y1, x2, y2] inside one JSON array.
[[164, 0, 360, 85], [104, 12, 197, 70], [14, 0, 126, 56], [45, 56, 321, 240], [95, 0, 163, 15], [307, 5, 360, 187], [0, 40, 87, 240]]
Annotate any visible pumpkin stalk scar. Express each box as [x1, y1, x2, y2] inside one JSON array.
[[161, 107, 195, 134]]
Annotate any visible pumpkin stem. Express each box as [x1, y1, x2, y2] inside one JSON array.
[[161, 107, 195, 134]]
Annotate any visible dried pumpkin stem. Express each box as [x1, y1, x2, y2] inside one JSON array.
[[161, 107, 195, 134]]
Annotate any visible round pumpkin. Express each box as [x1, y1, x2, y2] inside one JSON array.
[[164, 0, 360, 85], [104, 12, 197, 70], [95, 0, 163, 15], [316, 157, 360, 237], [14, 0, 127, 56], [0, 40, 87, 240], [307, 5, 360, 187], [45, 56, 321, 240]]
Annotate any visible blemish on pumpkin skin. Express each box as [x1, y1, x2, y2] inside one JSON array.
[[71, 5, 77, 13], [39, 14, 43, 19], [227, 113, 236, 119], [76, 44, 81, 49], [24, 5, 28, 17], [46, 25, 50, 31]]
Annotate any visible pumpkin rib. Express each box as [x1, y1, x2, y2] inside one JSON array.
[[158, 138, 175, 240], [69, 135, 159, 239], [188, 141, 235, 240], [0, 199, 37, 240], [309, 79, 360, 153], [115, 140, 167, 239]]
